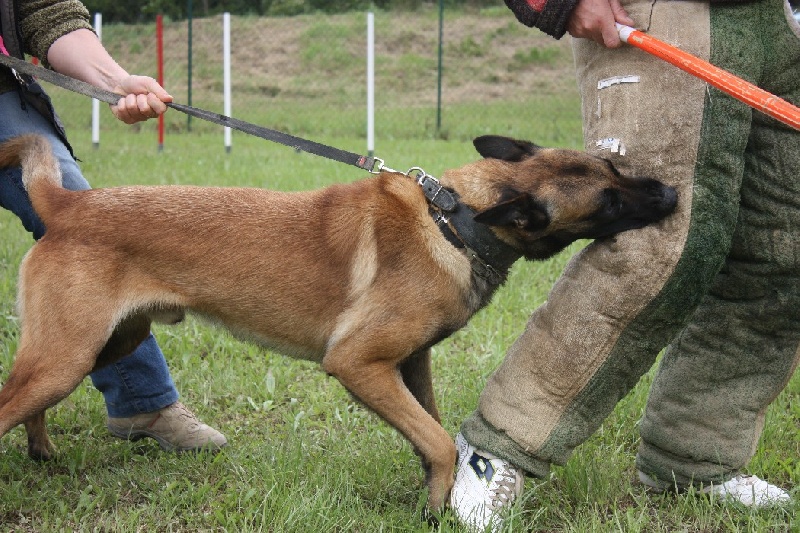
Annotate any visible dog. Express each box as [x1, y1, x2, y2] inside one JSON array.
[[0, 133, 676, 511]]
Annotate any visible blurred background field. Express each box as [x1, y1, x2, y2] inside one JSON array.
[[58, 6, 583, 147]]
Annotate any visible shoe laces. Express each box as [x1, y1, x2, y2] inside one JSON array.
[[730, 475, 758, 487], [166, 402, 202, 431], [488, 465, 521, 510], [716, 474, 763, 494]]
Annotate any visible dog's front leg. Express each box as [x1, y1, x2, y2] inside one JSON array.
[[399, 348, 449, 513], [400, 349, 440, 424], [323, 345, 455, 513]]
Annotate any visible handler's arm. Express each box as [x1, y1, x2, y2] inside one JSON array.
[[47, 28, 172, 124]]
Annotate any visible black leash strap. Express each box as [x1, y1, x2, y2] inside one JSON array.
[[0, 52, 120, 104], [167, 102, 378, 171], [0, 53, 379, 172]]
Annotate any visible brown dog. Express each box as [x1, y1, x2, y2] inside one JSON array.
[[0, 133, 676, 511]]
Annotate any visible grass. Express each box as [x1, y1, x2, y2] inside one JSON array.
[[1, 9, 798, 532], [1, 109, 797, 533]]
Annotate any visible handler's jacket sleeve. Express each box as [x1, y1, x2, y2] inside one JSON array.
[[503, 0, 579, 38], [19, 0, 93, 66], [1, 0, 93, 94]]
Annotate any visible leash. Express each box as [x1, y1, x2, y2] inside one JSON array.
[[0, 54, 464, 206], [0, 52, 383, 172], [0, 52, 518, 281]]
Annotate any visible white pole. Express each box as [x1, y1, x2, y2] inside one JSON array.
[[92, 12, 102, 149], [223, 12, 232, 153], [367, 12, 374, 157]]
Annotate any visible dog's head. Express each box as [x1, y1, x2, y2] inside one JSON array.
[[442, 135, 678, 260]]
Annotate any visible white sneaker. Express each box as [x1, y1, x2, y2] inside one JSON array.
[[638, 471, 790, 507], [450, 433, 524, 532]]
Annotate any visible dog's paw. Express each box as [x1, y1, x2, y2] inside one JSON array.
[[27, 437, 55, 461]]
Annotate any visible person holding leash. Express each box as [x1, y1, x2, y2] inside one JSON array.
[[451, 0, 798, 529], [0, 0, 226, 452]]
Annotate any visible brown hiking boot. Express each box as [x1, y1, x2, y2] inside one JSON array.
[[107, 401, 227, 452]]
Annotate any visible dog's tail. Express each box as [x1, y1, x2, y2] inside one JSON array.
[[0, 134, 65, 223]]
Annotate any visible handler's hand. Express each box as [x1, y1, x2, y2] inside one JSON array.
[[566, 0, 635, 48], [111, 75, 173, 124]]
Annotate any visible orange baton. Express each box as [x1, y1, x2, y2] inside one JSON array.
[[616, 24, 800, 131]]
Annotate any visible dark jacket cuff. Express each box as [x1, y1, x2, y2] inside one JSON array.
[[504, 0, 581, 39]]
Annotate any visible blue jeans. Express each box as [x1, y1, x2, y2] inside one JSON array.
[[0, 91, 178, 417]]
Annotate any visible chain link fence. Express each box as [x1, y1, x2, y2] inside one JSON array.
[[96, 5, 582, 147]]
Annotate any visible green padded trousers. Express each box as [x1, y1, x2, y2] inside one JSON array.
[[462, 0, 800, 487]]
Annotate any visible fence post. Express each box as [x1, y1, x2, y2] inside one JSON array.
[[92, 12, 102, 149], [187, 0, 193, 132], [223, 12, 232, 153], [367, 12, 374, 157], [436, 0, 443, 136], [156, 14, 164, 152]]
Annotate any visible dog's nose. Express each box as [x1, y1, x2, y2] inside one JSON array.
[[656, 185, 678, 213], [640, 179, 678, 214]]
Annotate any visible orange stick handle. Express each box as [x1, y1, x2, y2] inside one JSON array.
[[617, 24, 800, 131]]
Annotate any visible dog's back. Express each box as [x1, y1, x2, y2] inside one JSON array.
[[0, 134, 471, 361]]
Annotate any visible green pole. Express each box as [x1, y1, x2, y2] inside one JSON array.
[[187, 0, 193, 131], [436, 0, 443, 135]]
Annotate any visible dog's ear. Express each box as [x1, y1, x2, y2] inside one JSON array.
[[472, 136, 542, 162], [473, 193, 549, 231]]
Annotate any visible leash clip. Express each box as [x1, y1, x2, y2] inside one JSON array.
[[368, 157, 402, 175], [368, 157, 388, 174], [371, 163, 458, 212]]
